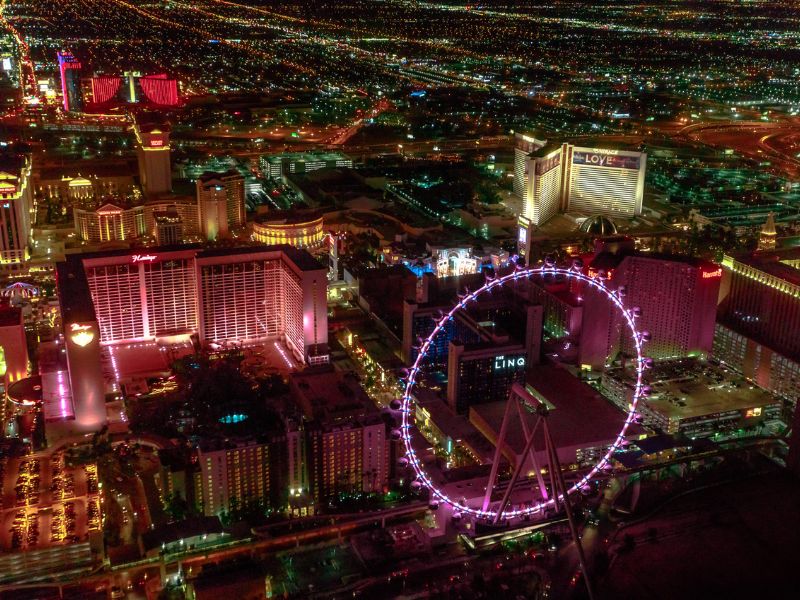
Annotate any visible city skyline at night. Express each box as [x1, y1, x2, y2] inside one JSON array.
[[0, 2, 799, 599]]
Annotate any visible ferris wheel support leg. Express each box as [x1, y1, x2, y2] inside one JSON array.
[[493, 415, 542, 525], [517, 400, 548, 501], [481, 396, 515, 513], [543, 418, 596, 600]]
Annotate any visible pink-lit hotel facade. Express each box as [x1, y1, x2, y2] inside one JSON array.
[[56, 244, 328, 431]]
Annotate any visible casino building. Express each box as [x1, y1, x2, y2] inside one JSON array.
[[133, 121, 172, 197], [73, 197, 200, 244], [0, 147, 33, 269], [561, 145, 646, 217], [714, 249, 800, 406], [514, 137, 646, 259], [55, 245, 329, 432], [252, 212, 325, 249]]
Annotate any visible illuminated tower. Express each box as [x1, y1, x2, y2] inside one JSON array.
[[133, 121, 172, 196], [57, 51, 83, 113], [218, 171, 246, 229], [523, 144, 563, 226], [90, 75, 123, 105], [55, 260, 107, 433], [758, 212, 777, 251], [513, 132, 546, 199], [123, 70, 141, 103], [139, 74, 179, 106], [0, 149, 33, 268], [0, 305, 29, 385], [329, 232, 339, 281], [197, 177, 229, 241], [578, 250, 721, 367], [196, 171, 245, 240], [563, 145, 646, 217]]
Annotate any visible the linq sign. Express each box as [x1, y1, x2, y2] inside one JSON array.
[[494, 355, 526, 371]]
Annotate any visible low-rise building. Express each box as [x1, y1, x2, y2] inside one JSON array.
[[601, 358, 782, 438], [260, 151, 352, 181], [252, 211, 325, 249]]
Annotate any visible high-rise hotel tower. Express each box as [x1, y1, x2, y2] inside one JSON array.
[[514, 134, 646, 260]]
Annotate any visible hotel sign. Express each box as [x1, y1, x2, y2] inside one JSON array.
[[494, 355, 526, 371], [69, 323, 95, 347], [132, 254, 157, 263], [573, 151, 640, 170]]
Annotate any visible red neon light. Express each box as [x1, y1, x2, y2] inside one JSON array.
[[132, 254, 157, 263], [57, 52, 82, 112], [139, 74, 179, 106], [588, 267, 614, 280], [149, 139, 164, 147], [91, 76, 122, 104], [702, 268, 722, 279]]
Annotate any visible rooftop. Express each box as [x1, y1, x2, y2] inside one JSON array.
[[608, 358, 779, 421], [289, 366, 380, 424], [36, 160, 137, 182], [727, 247, 800, 287], [471, 364, 644, 454], [254, 208, 323, 226], [141, 516, 223, 552], [197, 170, 242, 185], [265, 151, 351, 162], [0, 148, 29, 174], [55, 258, 97, 324], [0, 305, 21, 328]]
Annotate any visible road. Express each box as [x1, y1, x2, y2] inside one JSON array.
[[681, 119, 800, 179], [0, 0, 38, 99]]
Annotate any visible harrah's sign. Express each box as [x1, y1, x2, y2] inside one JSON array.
[[702, 268, 723, 279], [132, 254, 157, 263]]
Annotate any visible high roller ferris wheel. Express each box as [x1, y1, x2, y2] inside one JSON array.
[[393, 257, 651, 523]]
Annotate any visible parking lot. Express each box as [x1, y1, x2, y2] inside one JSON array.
[[0, 450, 102, 552]]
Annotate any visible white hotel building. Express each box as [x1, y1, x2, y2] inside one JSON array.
[[55, 245, 329, 431], [514, 134, 646, 255]]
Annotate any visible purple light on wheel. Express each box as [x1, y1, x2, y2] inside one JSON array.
[[399, 264, 648, 521]]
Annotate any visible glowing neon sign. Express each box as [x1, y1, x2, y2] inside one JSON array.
[[588, 267, 613, 280], [69, 323, 95, 347], [702, 268, 722, 279], [150, 139, 164, 147], [132, 254, 157, 263], [494, 355, 526, 371]]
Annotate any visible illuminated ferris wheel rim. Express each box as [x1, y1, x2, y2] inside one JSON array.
[[399, 261, 648, 521]]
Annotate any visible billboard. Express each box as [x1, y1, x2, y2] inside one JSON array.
[[572, 150, 641, 170]]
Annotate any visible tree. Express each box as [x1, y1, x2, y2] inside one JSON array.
[[475, 181, 502, 205], [164, 492, 190, 522]]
